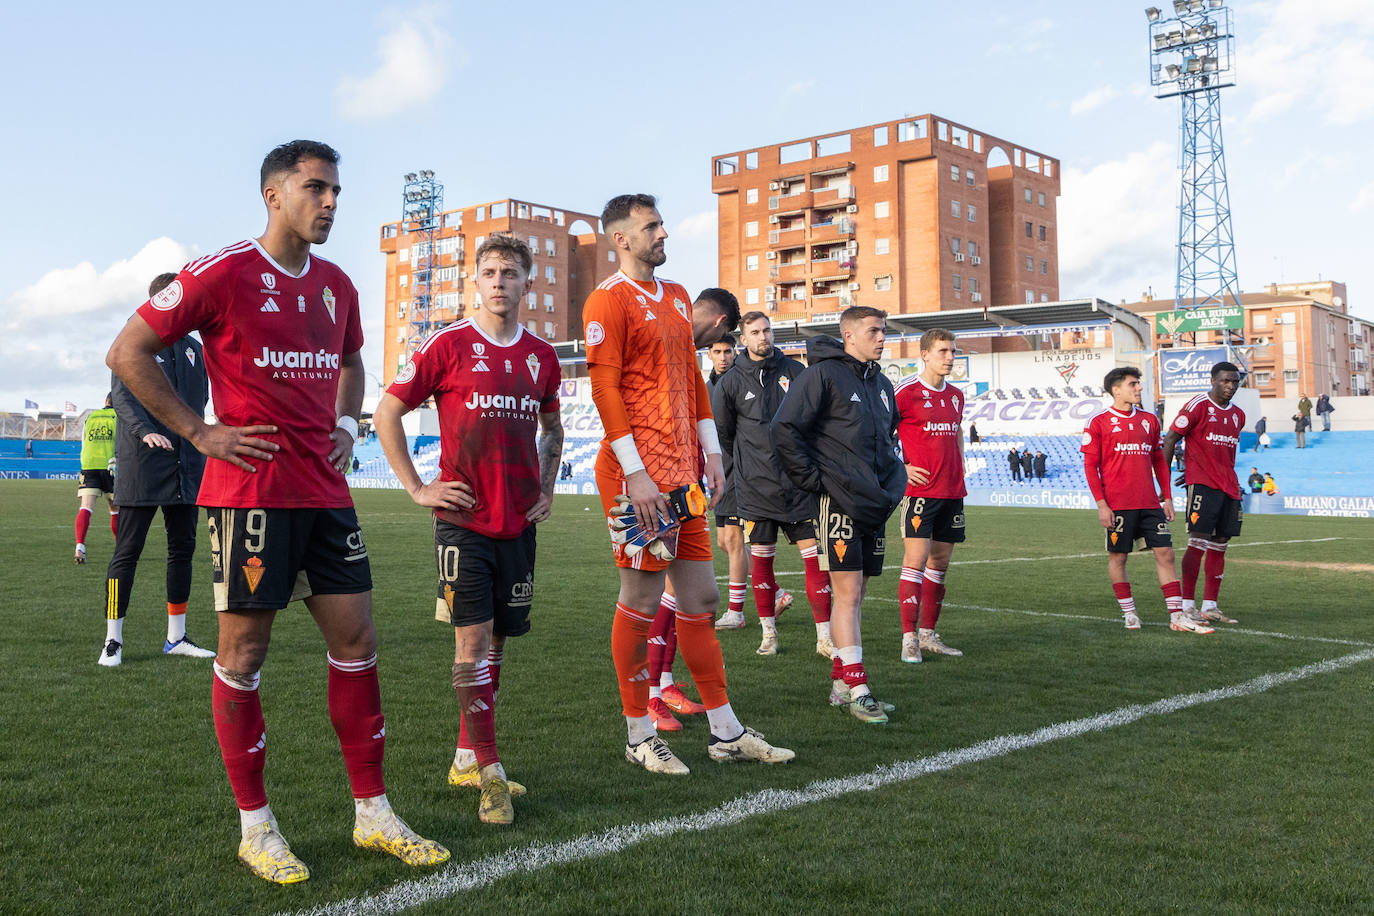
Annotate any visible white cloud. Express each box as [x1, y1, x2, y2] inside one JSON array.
[[673, 210, 717, 240], [1, 238, 197, 411], [1057, 142, 1178, 302], [335, 7, 457, 120], [1243, 0, 1374, 127], [1069, 86, 1119, 116], [1352, 180, 1374, 211]]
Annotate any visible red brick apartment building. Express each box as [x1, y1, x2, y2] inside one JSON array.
[[711, 115, 1061, 355], [378, 199, 615, 384]]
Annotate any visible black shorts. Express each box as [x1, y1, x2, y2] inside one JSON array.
[[206, 507, 372, 611], [816, 493, 885, 576], [434, 520, 535, 637], [899, 495, 967, 543], [715, 513, 743, 529], [743, 518, 817, 545], [1107, 507, 1172, 553], [78, 469, 114, 496], [1186, 484, 1243, 538]]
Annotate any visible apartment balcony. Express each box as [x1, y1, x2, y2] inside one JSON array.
[[768, 225, 807, 246], [808, 218, 855, 244], [812, 185, 854, 209], [769, 261, 808, 283], [768, 190, 813, 212]]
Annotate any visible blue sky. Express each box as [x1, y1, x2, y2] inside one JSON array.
[[3, 0, 1371, 411]]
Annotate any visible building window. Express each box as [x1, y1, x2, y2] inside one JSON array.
[[1038, 191, 1046, 207], [746, 151, 758, 169], [398, 247, 409, 261], [1040, 259, 1048, 275], [544, 293, 554, 309], [527, 292, 536, 310], [608, 250, 615, 262], [875, 238, 890, 255], [1255, 371, 1272, 385], [951, 200, 961, 218], [1283, 369, 1299, 382], [1024, 187, 1032, 203], [476, 206, 485, 221], [1040, 293, 1049, 302], [545, 265, 555, 283], [745, 220, 759, 237], [1026, 290, 1035, 304], [968, 240, 977, 258], [1025, 221, 1033, 238], [898, 119, 927, 141], [874, 165, 889, 182], [398, 275, 408, 287], [966, 169, 974, 187], [874, 125, 888, 146], [969, 277, 979, 293], [875, 200, 890, 218], [746, 255, 759, 271], [950, 165, 960, 182], [967, 205, 976, 222], [1283, 339, 1298, 357], [746, 288, 760, 305], [953, 274, 962, 291], [1253, 312, 1269, 329], [1039, 225, 1047, 241], [543, 321, 554, 337], [875, 275, 892, 291], [528, 235, 538, 251], [1026, 256, 1034, 272], [746, 188, 758, 204], [951, 237, 961, 253], [546, 239, 556, 256]]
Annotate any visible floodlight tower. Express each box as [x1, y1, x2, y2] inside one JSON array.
[[1145, 1, 1243, 350], [400, 169, 444, 365]]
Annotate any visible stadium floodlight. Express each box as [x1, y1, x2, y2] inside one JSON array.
[[404, 172, 417, 182], [1185, 26, 1200, 42], [1207, 0, 1221, 6], [1172, 0, 1188, 12], [1146, 6, 1161, 21], [1165, 63, 1182, 79], [1185, 55, 1203, 73], [1202, 55, 1219, 71]]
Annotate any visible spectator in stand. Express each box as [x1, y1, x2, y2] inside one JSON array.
[[1008, 447, 1022, 482], [1297, 394, 1313, 428], [1253, 416, 1268, 451], [968, 422, 980, 444], [1316, 394, 1334, 432], [1262, 472, 1279, 495], [1292, 412, 1307, 449], [26, 439, 33, 458], [351, 456, 359, 473], [1020, 448, 1033, 483], [1247, 468, 1264, 493], [1033, 450, 1047, 481], [1172, 438, 1185, 471]]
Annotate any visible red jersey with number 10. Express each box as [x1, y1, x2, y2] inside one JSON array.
[[894, 376, 966, 498], [388, 320, 560, 539], [1081, 406, 1169, 510], [1170, 394, 1245, 499], [137, 240, 362, 509]]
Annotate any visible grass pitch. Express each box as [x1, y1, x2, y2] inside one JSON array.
[[2, 480, 1372, 915]]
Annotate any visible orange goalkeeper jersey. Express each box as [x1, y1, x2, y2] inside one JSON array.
[[584, 271, 704, 490]]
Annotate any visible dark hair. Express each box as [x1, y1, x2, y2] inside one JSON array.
[[475, 233, 532, 275], [601, 194, 657, 231], [1211, 361, 1240, 378], [919, 327, 955, 352], [260, 140, 340, 190], [695, 288, 741, 333], [711, 333, 737, 348], [148, 273, 178, 297], [1103, 366, 1141, 394], [840, 305, 886, 327], [739, 310, 770, 329]]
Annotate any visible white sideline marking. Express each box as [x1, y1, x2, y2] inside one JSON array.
[[731, 536, 1348, 580], [864, 598, 1374, 648], [282, 648, 1374, 916]]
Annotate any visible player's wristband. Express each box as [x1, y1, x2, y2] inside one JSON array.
[[335, 415, 359, 440], [610, 433, 646, 476], [696, 419, 722, 456]]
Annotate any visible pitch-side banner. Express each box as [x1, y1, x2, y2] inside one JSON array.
[[1160, 347, 1230, 394], [963, 487, 1368, 517]]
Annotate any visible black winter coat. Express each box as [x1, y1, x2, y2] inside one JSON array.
[[111, 336, 208, 506], [770, 337, 904, 534], [712, 347, 815, 523], [707, 367, 737, 517]]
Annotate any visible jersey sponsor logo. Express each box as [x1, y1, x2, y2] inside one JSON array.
[[465, 391, 542, 414], [472, 342, 486, 357], [472, 360, 490, 372], [253, 347, 341, 370], [744, 391, 756, 401], [511, 577, 534, 601], [527, 353, 541, 382], [261, 272, 276, 290], [322, 286, 337, 324], [923, 421, 959, 435], [150, 279, 183, 311], [850, 393, 861, 403], [261, 298, 280, 312], [395, 360, 416, 384], [585, 321, 605, 345], [242, 556, 266, 594]]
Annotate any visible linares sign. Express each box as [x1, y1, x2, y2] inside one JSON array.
[[1155, 306, 1244, 335]]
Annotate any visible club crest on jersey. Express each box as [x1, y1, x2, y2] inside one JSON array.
[[527, 353, 541, 382], [505, 359, 512, 374], [395, 360, 416, 384], [779, 376, 789, 393], [322, 286, 337, 323], [150, 280, 183, 311], [261, 272, 277, 290], [586, 321, 605, 345], [881, 391, 890, 412], [674, 298, 688, 320], [185, 347, 196, 366], [1175, 415, 1190, 429], [242, 556, 265, 594], [297, 295, 306, 313], [833, 539, 849, 563]]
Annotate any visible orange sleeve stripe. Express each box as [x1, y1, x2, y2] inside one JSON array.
[[589, 362, 633, 442]]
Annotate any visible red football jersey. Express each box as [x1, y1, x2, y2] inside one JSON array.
[[1081, 406, 1169, 510], [1170, 394, 1245, 499], [138, 240, 363, 508], [388, 319, 560, 539], [894, 376, 966, 498]]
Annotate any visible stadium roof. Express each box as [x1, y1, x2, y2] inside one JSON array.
[[552, 297, 1152, 363]]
